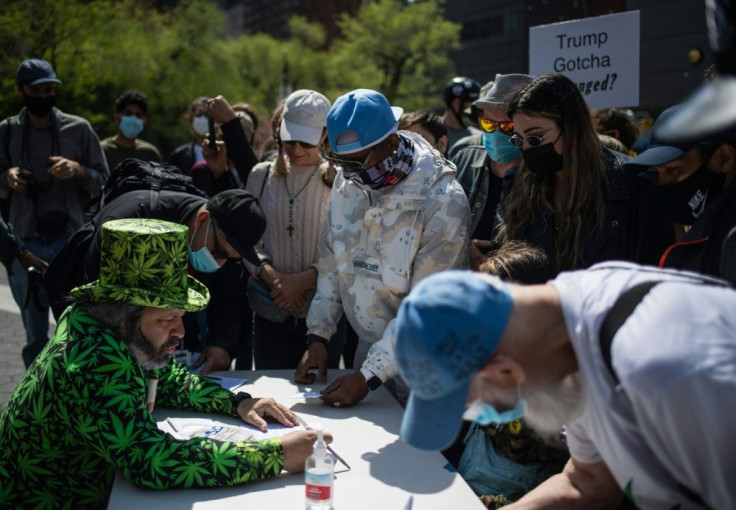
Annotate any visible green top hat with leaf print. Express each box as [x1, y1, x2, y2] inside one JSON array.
[[71, 218, 210, 311]]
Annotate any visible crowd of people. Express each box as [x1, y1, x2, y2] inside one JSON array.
[[0, 50, 734, 510]]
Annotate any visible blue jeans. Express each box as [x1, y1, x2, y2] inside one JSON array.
[[8, 237, 66, 368]]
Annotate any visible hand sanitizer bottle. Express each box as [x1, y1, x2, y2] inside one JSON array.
[[305, 424, 334, 509]]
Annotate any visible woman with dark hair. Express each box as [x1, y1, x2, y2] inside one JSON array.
[[496, 74, 673, 272]]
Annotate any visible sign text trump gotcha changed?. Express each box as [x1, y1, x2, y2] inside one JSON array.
[[529, 10, 640, 109]]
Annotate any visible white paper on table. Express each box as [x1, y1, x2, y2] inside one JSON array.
[[289, 391, 323, 399], [158, 417, 306, 442]]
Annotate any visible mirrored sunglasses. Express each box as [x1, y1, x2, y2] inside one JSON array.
[[479, 117, 514, 136]]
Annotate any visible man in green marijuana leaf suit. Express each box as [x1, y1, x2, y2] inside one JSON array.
[[0, 218, 331, 508]]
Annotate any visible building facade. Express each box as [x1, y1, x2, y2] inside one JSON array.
[[443, 0, 709, 109]]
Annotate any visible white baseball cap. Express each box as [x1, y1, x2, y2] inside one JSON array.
[[280, 89, 331, 146]]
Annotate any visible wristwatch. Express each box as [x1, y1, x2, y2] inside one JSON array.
[[360, 367, 383, 391], [306, 334, 328, 346], [231, 391, 252, 417]]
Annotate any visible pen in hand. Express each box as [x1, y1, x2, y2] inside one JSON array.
[[297, 416, 351, 470]]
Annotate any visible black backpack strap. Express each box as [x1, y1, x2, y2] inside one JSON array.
[[599, 281, 660, 385], [599, 278, 718, 509], [149, 166, 162, 210]]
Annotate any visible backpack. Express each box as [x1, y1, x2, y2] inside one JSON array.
[[47, 159, 208, 319], [87, 158, 207, 215]]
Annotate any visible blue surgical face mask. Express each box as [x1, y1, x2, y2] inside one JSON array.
[[119, 115, 144, 139], [188, 220, 221, 273], [192, 115, 210, 137], [482, 131, 522, 163], [462, 381, 526, 425], [462, 398, 526, 425]]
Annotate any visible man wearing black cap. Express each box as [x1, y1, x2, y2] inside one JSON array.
[[0, 58, 109, 368], [45, 187, 266, 373], [625, 104, 736, 284]]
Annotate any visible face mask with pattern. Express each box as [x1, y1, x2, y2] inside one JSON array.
[[343, 134, 415, 191]]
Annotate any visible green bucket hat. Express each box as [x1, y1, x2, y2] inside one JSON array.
[[71, 218, 210, 311]]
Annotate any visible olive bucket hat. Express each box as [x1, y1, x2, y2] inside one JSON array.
[[71, 218, 210, 311]]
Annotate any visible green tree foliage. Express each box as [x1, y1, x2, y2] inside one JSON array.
[[328, 0, 461, 110], [0, 0, 460, 155]]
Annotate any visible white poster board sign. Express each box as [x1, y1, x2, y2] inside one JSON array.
[[529, 10, 639, 108]]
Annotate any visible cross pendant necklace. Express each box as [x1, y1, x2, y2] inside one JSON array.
[[285, 166, 319, 237]]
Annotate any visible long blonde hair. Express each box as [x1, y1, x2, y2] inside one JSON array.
[[270, 111, 335, 187], [496, 74, 606, 270]]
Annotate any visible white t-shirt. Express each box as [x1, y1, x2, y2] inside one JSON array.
[[551, 262, 736, 510]]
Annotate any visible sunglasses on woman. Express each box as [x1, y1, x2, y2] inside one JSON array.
[[509, 127, 560, 148], [284, 140, 318, 149], [478, 117, 514, 136]]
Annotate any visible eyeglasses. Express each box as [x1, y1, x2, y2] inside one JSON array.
[[209, 219, 241, 262], [284, 140, 318, 150], [509, 127, 560, 148], [322, 148, 375, 173], [479, 117, 514, 136]]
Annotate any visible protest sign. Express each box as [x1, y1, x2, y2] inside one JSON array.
[[529, 10, 640, 108]]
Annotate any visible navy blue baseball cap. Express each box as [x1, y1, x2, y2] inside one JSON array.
[[16, 59, 62, 87], [625, 104, 698, 174], [327, 89, 403, 155], [395, 271, 514, 451]]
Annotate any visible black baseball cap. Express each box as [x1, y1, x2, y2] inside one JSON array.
[[207, 190, 266, 265], [16, 59, 62, 87]]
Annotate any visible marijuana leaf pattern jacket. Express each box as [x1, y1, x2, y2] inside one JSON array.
[[0, 305, 283, 509]]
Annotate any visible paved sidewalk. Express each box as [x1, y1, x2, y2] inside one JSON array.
[[0, 267, 47, 410]]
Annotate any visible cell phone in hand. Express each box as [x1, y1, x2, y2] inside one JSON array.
[[208, 116, 217, 150]]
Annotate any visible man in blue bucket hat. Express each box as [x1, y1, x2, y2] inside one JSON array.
[[294, 89, 471, 407], [394, 264, 736, 509]]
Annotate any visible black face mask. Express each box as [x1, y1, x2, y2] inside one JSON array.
[[23, 94, 56, 118], [522, 142, 564, 175], [654, 164, 726, 225]]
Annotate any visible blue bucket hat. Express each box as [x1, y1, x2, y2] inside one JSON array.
[[326, 89, 403, 155], [624, 104, 698, 178], [395, 270, 514, 451], [16, 59, 62, 87]]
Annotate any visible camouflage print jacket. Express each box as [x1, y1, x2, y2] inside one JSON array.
[[307, 133, 471, 381], [0, 305, 283, 509]]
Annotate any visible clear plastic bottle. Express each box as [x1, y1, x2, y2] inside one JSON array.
[[305, 424, 334, 510]]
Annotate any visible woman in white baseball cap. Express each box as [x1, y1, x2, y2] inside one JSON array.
[[244, 89, 346, 369]]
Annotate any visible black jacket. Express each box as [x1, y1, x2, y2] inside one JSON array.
[[167, 142, 198, 175], [660, 179, 736, 285], [518, 147, 675, 271]]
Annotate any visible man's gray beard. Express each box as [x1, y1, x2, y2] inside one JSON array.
[[125, 326, 179, 371], [523, 373, 584, 440]]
